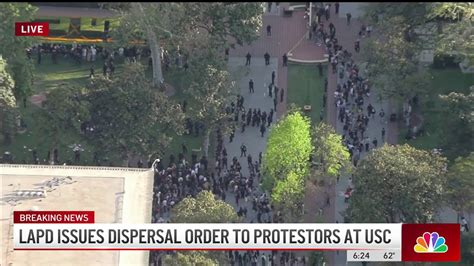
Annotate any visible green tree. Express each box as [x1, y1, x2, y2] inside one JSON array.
[[347, 144, 447, 223], [0, 3, 38, 99], [271, 171, 305, 222], [429, 3, 474, 66], [37, 86, 90, 163], [171, 191, 239, 223], [439, 87, 474, 160], [162, 251, 218, 266], [440, 86, 474, 130], [110, 3, 263, 86], [461, 232, 474, 265], [445, 152, 474, 219], [169, 191, 238, 265], [262, 111, 313, 191], [85, 62, 185, 162], [186, 50, 237, 156], [361, 24, 430, 100], [312, 122, 351, 178], [0, 56, 17, 144]]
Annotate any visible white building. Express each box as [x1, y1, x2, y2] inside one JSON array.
[[1, 164, 154, 266]]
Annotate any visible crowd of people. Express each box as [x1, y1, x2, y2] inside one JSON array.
[[29, 43, 148, 65], [149, 67, 289, 264]]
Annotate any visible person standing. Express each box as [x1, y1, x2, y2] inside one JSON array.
[[324, 4, 330, 20], [264, 52, 270, 65], [260, 124, 266, 137], [280, 88, 284, 102], [379, 108, 386, 123], [282, 53, 288, 67], [268, 84, 273, 98], [273, 97, 277, 110], [240, 144, 247, 157], [267, 110, 273, 127], [346, 13, 352, 25], [229, 129, 235, 143], [271, 70, 276, 85], [89, 66, 95, 78], [335, 2, 340, 14], [354, 39, 360, 53], [266, 25, 272, 36], [225, 47, 230, 61], [246, 52, 252, 66], [274, 86, 279, 101], [318, 63, 323, 76], [381, 127, 386, 141], [461, 217, 470, 232], [249, 79, 254, 93], [91, 46, 97, 61]]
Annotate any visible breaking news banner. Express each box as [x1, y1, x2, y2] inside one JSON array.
[[12, 211, 460, 262]]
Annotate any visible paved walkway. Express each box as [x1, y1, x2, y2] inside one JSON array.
[[217, 6, 328, 264], [230, 5, 325, 120], [324, 3, 399, 265], [220, 57, 276, 265]]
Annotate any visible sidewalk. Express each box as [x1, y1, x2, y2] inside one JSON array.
[[324, 3, 399, 265]]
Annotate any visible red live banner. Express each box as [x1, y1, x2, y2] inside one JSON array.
[[14, 211, 94, 223], [15, 22, 49, 36]]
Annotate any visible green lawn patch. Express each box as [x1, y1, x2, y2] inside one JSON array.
[[1, 56, 209, 166], [287, 63, 327, 125], [399, 67, 474, 151]]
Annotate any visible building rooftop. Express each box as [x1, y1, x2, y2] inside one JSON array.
[[1, 164, 154, 266]]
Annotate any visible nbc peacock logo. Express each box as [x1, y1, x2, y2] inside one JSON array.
[[414, 232, 448, 253]]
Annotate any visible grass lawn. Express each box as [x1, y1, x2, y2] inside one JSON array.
[[0, 54, 210, 166], [287, 63, 327, 125], [399, 67, 474, 151]]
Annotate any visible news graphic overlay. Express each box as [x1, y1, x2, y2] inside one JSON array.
[[402, 223, 460, 262], [15, 22, 49, 37], [414, 232, 448, 253], [13, 212, 461, 262]]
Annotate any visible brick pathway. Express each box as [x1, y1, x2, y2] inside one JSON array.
[[324, 3, 400, 265], [230, 5, 325, 119]]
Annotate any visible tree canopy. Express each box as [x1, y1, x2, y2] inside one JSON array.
[[162, 251, 218, 266], [0, 3, 38, 99], [361, 3, 474, 99], [438, 86, 474, 160], [167, 190, 238, 265], [312, 122, 351, 178], [445, 152, 474, 216], [170, 191, 239, 223], [429, 3, 474, 66], [0, 56, 17, 144], [347, 144, 447, 223], [109, 2, 263, 86], [37, 85, 90, 161], [0, 57, 16, 109], [262, 111, 313, 191], [271, 171, 305, 222], [85, 62, 185, 161], [186, 50, 237, 156]]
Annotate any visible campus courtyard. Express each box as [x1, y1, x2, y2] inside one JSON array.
[[1, 2, 473, 266]]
